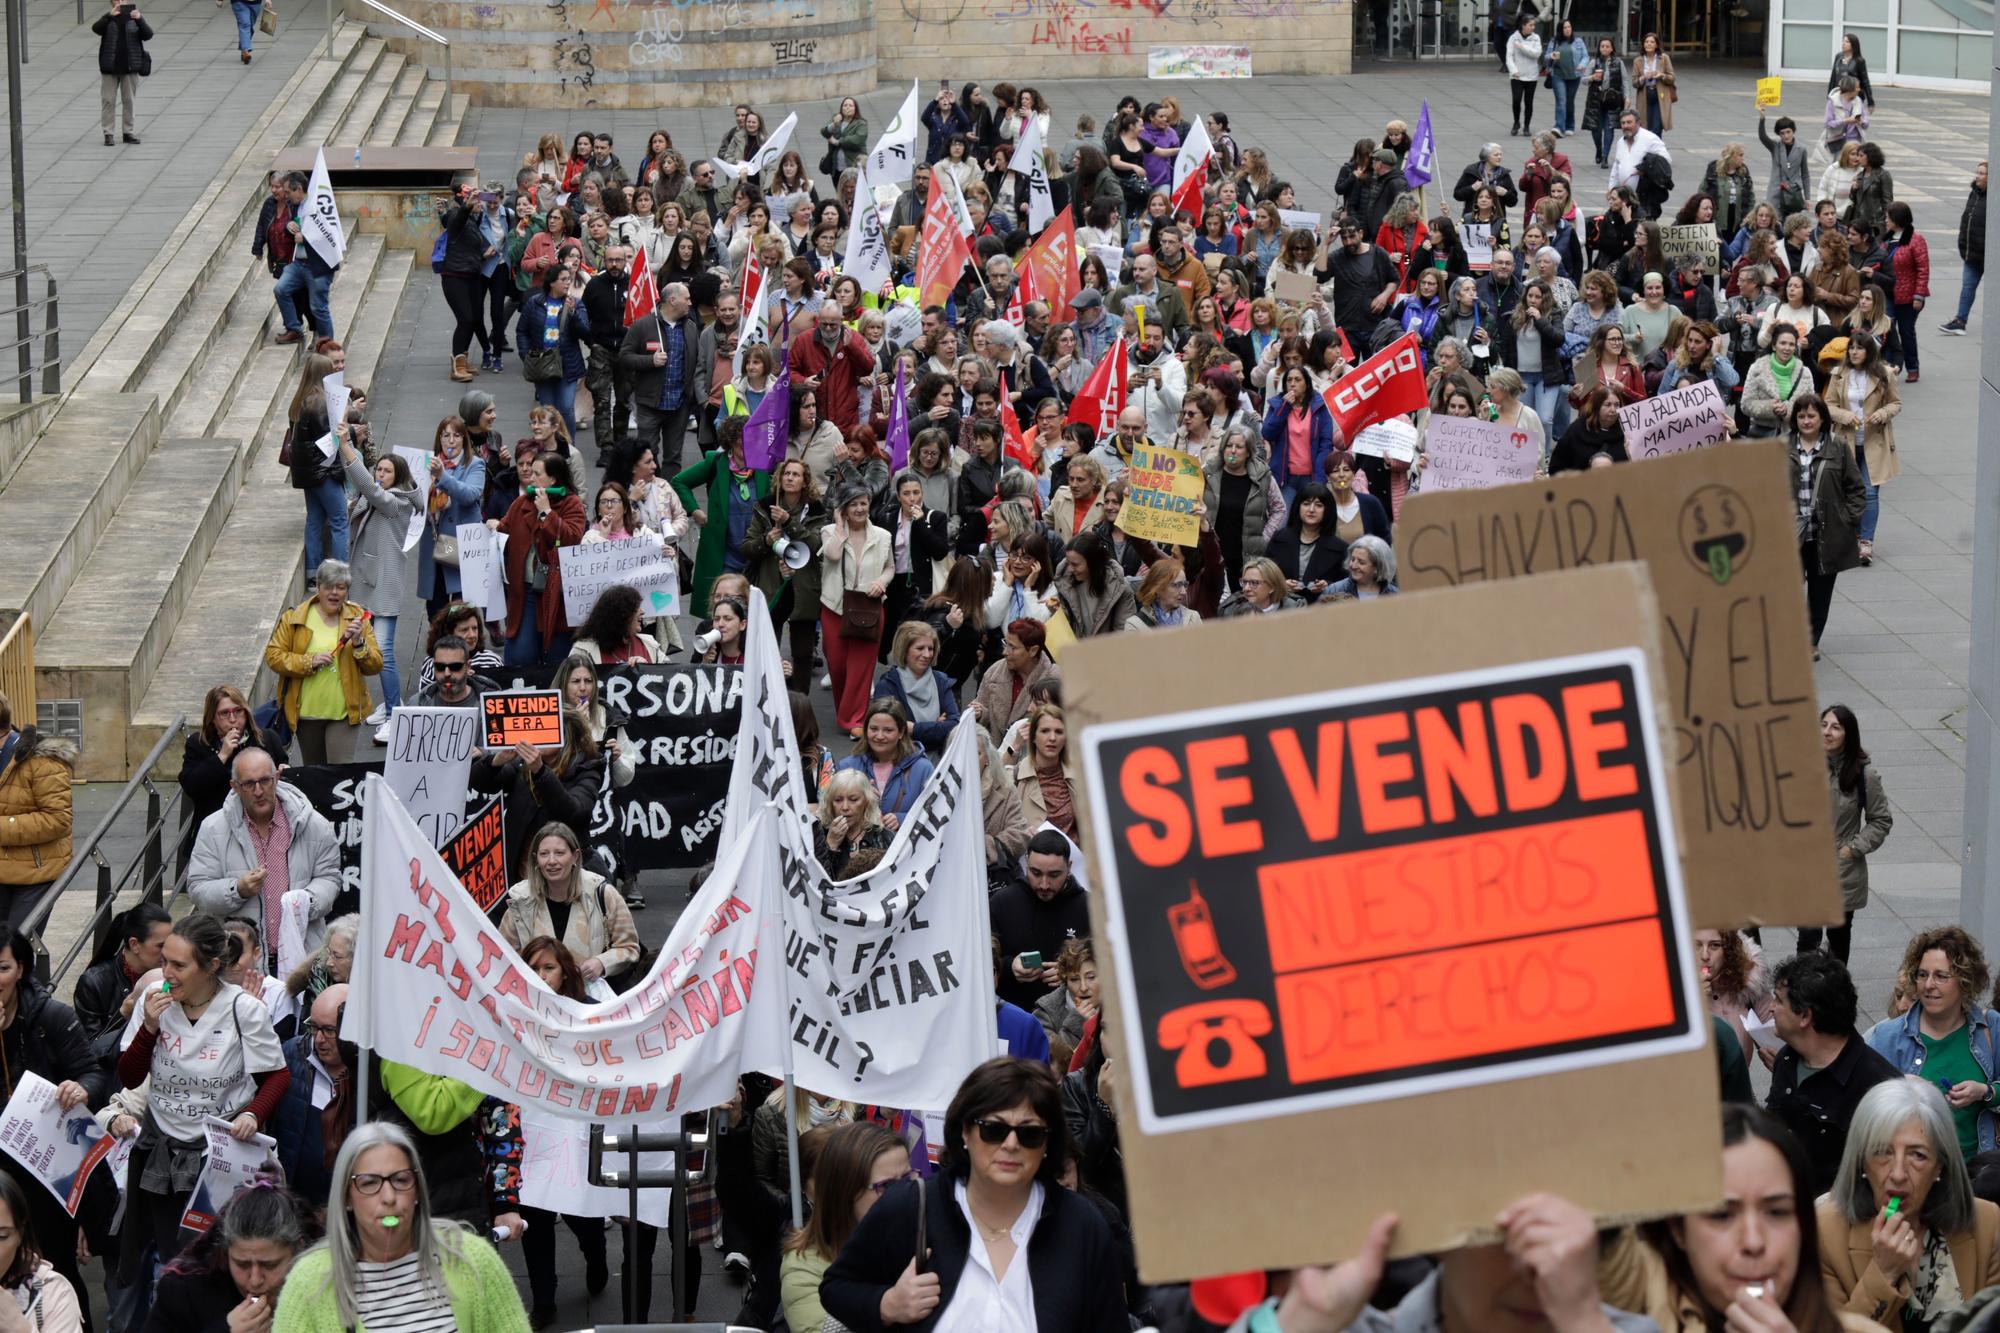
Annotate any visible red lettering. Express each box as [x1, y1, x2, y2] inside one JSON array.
[[1492, 694, 1568, 812], [1119, 747, 1190, 865], [1187, 736, 1263, 857], [1270, 723, 1344, 841], [1349, 713, 1424, 834], [1563, 680, 1639, 800]]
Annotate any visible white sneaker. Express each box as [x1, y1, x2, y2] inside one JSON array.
[[820, 672, 832, 688], [364, 704, 390, 725], [373, 722, 392, 744], [724, 1251, 751, 1276]]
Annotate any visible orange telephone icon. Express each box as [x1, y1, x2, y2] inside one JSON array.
[[1157, 1000, 1272, 1088]]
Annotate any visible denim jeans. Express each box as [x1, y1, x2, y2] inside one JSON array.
[[375, 613, 401, 708], [1595, 117, 1617, 164], [535, 376, 580, 441], [275, 261, 334, 339], [1554, 77, 1581, 132], [302, 478, 350, 574], [1958, 261, 1983, 322], [229, 0, 257, 49], [1855, 445, 1879, 543], [1893, 301, 1920, 373], [1519, 373, 1564, 457], [503, 589, 575, 668]]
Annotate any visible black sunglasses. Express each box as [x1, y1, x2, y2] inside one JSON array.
[[971, 1118, 1049, 1150], [434, 660, 467, 673]]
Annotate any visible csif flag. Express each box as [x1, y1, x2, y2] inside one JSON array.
[[1404, 101, 1436, 188], [1066, 336, 1129, 438], [841, 81, 922, 296], [741, 309, 792, 472], [711, 112, 799, 185], [301, 148, 346, 268], [624, 250, 659, 325], [1170, 116, 1214, 220], [1321, 332, 1427, 441], [916, 173, 974, 310], [1008, 116, 1056, 233]]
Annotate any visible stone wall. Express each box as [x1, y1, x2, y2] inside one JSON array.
[[875, 0, 1351, 81]]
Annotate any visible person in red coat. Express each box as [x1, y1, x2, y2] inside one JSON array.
[[1519, 132, 1574, 228], [495, 452, 588, 667], [789, 302, 876, 434], [1884, 201, 1931, 382]]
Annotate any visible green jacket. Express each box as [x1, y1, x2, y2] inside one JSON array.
[[672, 450, 771, 618], [274, 1232, 529, 1333]]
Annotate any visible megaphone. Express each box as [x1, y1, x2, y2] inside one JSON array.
[[693, 627, 723, 656], [777, 537, 812, 572]]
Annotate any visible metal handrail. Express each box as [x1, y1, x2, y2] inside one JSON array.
[[353, 0, 451, 121], [0, 615, 30, 735], [28, 714, 187, 984], [0, 265, 59, 403]]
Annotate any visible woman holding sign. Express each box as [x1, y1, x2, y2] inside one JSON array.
[[471, 710, 606, 883], [116, 917, 288, 1302], [493, 453, 587, 669], [339, 428, 419, 736]]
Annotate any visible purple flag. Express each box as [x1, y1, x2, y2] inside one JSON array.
[[885, 360, 910, 470], [1404, 101, 1436, 188], [741, 308, 792, 473]]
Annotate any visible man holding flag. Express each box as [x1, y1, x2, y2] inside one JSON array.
[[580, 243, 634, 460], [620, 280, 704, 471], [273, 159, 341, 345]]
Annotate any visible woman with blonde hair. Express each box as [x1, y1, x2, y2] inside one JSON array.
[[1825, 329, 1901, 563], [871, 619, 962, 755], [1013, 701, 1084, 840], [470, 705, 606, 879], [1047, 454, 1108, 539], [499, 820, 638, 987], [813, 768, 889, 877]]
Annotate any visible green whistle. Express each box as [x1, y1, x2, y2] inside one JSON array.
[[1886, 1197, 1901, 1217], [159, 980, 173, 994], [380, 1215, 401, 1229]]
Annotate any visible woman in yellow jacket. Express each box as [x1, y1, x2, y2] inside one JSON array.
[[0, 691, 77, 918], [263, 559, 384, 764], [1824, 329, 1902, 565]]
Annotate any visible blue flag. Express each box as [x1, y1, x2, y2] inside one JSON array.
[[1405, 101, 1436, 188], [885, 360, 910, 470]]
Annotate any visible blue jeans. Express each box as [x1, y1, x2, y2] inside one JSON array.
[[1519, 374, 1564, 457], [1595, 116, 1617, 164], [230, 0, 257, 49], [1958, 262, 1983, 322], [1855, 444, 1879, 543], [374, 613, 401, 708], [1554, 77, 1581, 132], [1893, 301, 1920, 373], [503, 589, 575, 668], [275, 261, 334, 339], [535, 377, 580, 441], [302, 478, 350, 574], [1643, 87, 1664, 134]]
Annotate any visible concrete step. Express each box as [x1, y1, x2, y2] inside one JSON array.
[[162, 253, 281, 441], [132, 252, 413, 771], [332, 52, 402, 146], [0, 394, 161, 638], [71, 22, 368, 398], [427, 89, 462, 149], [298, 36, 387, 145], [34, 439, 246, 780], [401, 79, 444, 148], [0, 401, 58, 491], [367, 64, 427, 147], [135, 236, 269, 437]]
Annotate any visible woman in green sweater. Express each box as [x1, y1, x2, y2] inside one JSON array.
[[275, 1121, 530, 1333], [672, 415, 770, 619], [780, 1120, 913, 1333]]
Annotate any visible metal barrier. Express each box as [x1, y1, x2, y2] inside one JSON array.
[[0, 614, 30, 734], [0, 265, 59, 404], [354, 0, 452, 121], [32, 714, 188, 990]]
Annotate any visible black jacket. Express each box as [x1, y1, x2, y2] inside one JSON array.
[[988, 878, 1091, 1011], [821, 1168, 1128, 1333], [73, 955, 137, 1081], [1665, 277, 1719, 323], [142, 1265, 243, 1333], [1962, 181, 1988, 268], [1766, 1033, 1899, 1194], [93, 6, 152, 76], [1, 985, 104, 1108], [1451, 163, 1519, 213], [468, 750, 608, 882], [1549, 417, 1628, 472], [436, 203, 488, 278], [287, 403, 340, 490], [1061, 1062, 1125, 1221], [580, 268, 630, 351], [1264, 526, 1350, 601], [1493, 311, 1567, 381]]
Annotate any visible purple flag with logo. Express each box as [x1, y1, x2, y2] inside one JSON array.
[[741, 316, 792, 472], [1404, 101, 1436, 188], [885, 360, 910, 470]]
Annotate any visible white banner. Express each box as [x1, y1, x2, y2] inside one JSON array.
[[1009, 117, 1055, 233], [395, 446, 431, 554], [558, 536, 682, 624], [301, 147, 346, 268], [519, 1111, 673, 1224], [712, 112, 799, 186], [0, 1073, 120, 1217], [275, 887, 312, 982], [181, 1117, 279, 1233], [383, 707, 483, 845], [842, 82, 922, 296], [456, 522, 508, 626]]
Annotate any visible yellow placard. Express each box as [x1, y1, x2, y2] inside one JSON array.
[[1756, 76, 1783, 108], [1042, 606, 1077, 660], [1115, 443, 1203, 547]]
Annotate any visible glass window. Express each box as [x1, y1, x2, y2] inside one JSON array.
[[1898, 0, 1990, 32], [1845, 0, 1889, 23], [1788, 0, 1837, 19], [1782, 20, 1837, 62], [1897, 28, 1989, 75]]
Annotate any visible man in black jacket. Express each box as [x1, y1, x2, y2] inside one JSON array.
[[990, 830, 1092, 1011], [92, 0, 151, 145], [251, 173, 290, 277], [1765, 951, 1900, 1194], [581, 245, 632, 463], [619, 281, 706, 473]]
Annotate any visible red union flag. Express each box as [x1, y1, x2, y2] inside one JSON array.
[[917, 174, 974, 311], [624, 250, 659, 325], [1066, 336, 1129, 437], [1322, 333, 1427, 441], [1018, 207, 1080, 312]]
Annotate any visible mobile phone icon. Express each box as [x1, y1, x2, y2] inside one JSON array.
[[1167, 882, 1235, 991]]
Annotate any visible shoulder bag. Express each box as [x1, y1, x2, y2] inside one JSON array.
[[838, 542, 882, 640], [258, 0, 277, 35]]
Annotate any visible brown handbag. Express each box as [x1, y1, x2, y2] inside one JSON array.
[[837, 545, 881, 640]]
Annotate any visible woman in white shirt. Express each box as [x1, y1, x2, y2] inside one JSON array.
[[820, 1057, 1128, 1332], [819, 482, 894, 740]]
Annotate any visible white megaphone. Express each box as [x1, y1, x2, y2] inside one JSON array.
[[693, 626, 723, 656], [777, 537, 812, 571]]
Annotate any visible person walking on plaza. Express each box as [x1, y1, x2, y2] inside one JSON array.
[[1503, 12, 1544, 138], [1944, 161, 1986, 335], [92, 0, 150, 146], [0, 692, 75, 932]]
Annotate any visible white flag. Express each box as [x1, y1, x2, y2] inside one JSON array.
[[301, 148, 346, 268], [1171, 115, 1215, 216], [842, 81, 922, 296], [711, 112, 799, 185], [1009, 117, 1056, 233]]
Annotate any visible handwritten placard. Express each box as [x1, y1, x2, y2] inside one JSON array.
[[1660, 222, 1719, 272], [1116, 443, 1203, 546], [1421, 415, 1539, 491], [1351, 418, 1420, 464], [480, 689, 564, 749], [1276, 208, 1322, 235], [456, 523, 508, 626], [1621, 380, 1730, 459], [559, 535, 682, 623], [383, 707, 483, 846], [1755, 76, 1783, 108]]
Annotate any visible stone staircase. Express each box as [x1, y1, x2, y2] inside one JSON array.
[[3, 21, 459, 781]]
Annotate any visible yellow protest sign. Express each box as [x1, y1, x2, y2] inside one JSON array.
[[1115, 443, 1203, 547], [1756, 76, 1782, 108], [1043, 606, 1077, 660]]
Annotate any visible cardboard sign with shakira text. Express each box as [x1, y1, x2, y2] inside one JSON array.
[[1062, 567, 1719, 1280], [1394, 442, 1839, 930]]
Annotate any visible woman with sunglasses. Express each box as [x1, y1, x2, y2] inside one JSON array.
[[781, 1120, 912, 1333], [822, 1057, 1126, 1331]]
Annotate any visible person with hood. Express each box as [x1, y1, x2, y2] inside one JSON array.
[[989, 831, 1093, 1011], [0, 692, 76, 931], [187, 745, 341, 955], [92, 0, 151, 145], [1944, 161, 1986, 336], [833, 699, 935, 831]]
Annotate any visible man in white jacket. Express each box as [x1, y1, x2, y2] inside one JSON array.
[[187, 747, 342, 966], [1608, 108, 1671, 213], [1123, 316, 1186, 447]]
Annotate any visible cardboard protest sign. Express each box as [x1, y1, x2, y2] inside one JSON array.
[[384, 707, 483, 846], [1756, 76, 1783, 108], [1420, 414, 1541, 490], [182, 1117, 279, 1232], [1061, 566, 1719, 1279], [481, 689, 564, 749], [0, 1073, 121, 1216], [441, 795, 509, 914], [457, 522, 508, 625], [1622, 380, 1731, 459], [1660, 222, 1719, 271], [1395, 441, 1839, 929], [558, 535, 682, 623], [1464, 222, 1495, 272], [1116, 443, 1203, 546], [1268, 266, 1314, 304]]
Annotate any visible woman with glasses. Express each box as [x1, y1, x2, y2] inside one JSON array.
[[1129, 557, 1202, 630], [177, 685, 266, 863], [822, 1057, 1126, 1331], [280, 914, 356, 1033], [781, 1120, 912, 1333], [274, 1120, 529, 1331]]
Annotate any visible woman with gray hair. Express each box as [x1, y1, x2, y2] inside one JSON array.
[[1325, 534, 1398, 600], [274, 1120, 528, 1330], [1819, 1078, 2000, 1331], [262, 559, 383, 764]]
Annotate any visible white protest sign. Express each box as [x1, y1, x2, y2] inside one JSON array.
[[1620, 380, 1730, 459], [1351, 417, 1420, 464], [301, 148, 346, 267], [1660, 222, 1719, 272], [520, 1111, 673, 1224], [1464, 222, 1495, 272], [383, 707, 484, 846], [275, 888, 312, 982], [395, 446, 431, 554], [456, 522, 508, 625], [1277, 208, 1322, 234], [1088, 245, 1125, 287], [559, 535, 681, 623], [1421, 414, 1541, 491], [322, 372, 351, 430], [181, 1117, 278, 1232], [0, 1073, 120, 1217]]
